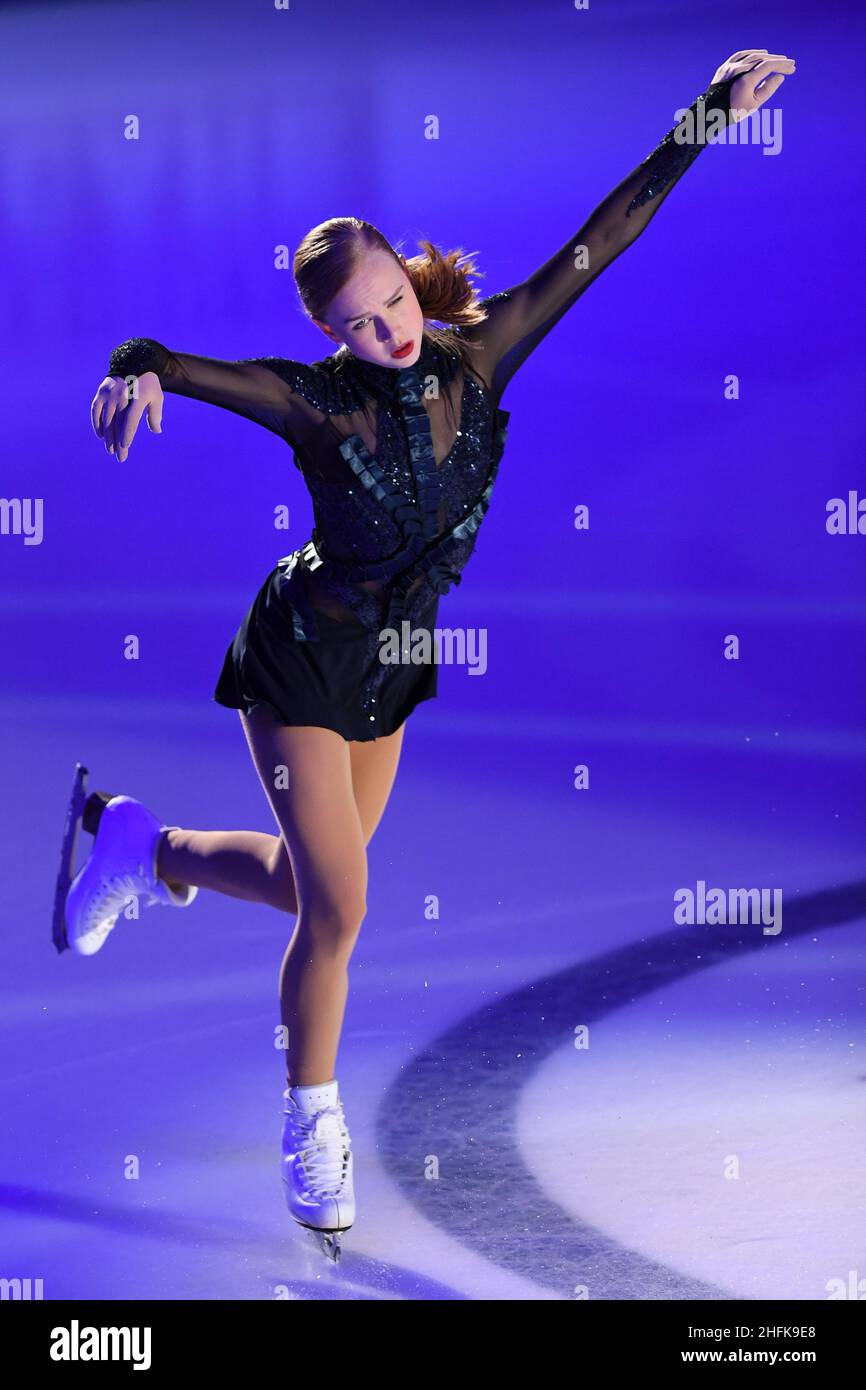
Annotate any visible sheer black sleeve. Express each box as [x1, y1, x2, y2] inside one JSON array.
[[460, 76, 737, 402], [106, 338, 324, 449]]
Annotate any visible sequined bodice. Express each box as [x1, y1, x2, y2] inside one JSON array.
[[299, 352, 500, 570], [224, 330, 513, 644]]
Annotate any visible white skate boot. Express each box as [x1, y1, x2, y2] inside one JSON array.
[[61, 788, 197, 957], [281, 1080, 355, 1262]]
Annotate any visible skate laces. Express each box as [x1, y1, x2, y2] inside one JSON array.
[[86, 869, 156, 927], [288, 1104, 351, 1198]]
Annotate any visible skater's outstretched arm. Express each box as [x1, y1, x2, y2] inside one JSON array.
[[92, 339, 326, 462], [460, 50, 794, 404]]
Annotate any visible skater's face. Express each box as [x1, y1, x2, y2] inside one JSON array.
[[312, 249, 424, 368]]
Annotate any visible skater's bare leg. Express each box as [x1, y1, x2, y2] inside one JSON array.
[[155, 722, 405, 913], [240, 709, 382, 1086], [157, 828, 292, 907]]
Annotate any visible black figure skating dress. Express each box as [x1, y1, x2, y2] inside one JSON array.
[[108, 76, 735, 742]]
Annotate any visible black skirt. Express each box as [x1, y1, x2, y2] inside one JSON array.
[[213, 562, 441, 742]]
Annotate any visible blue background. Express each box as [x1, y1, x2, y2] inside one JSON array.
[[1, 0, 864, 1303]]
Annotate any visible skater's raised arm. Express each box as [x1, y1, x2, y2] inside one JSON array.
[[92, 337, 326, 463], [461, 50, 794, 403]]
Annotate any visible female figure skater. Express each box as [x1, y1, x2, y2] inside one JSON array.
[[63, 51, 793, 1260]]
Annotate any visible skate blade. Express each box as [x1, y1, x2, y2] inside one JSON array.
[[311, 1228, 343, 1263], [291, 1214, 350, 1263], [51, 762, 89, 954], [52, 766, 118, 954]]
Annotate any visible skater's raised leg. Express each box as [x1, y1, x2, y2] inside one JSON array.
[[157, 828, 295, 910], [153, 720, 405, 913]]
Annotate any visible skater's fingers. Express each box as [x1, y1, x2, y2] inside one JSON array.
[[732, 55, 795, 87], [749, 57, 796, 90], [713, 50, 794, 86], [112, 412, 133, 462], [113, 416, 131, 462], [753, 71, 786, 100], [91, 376, 120, 438], [90, 391, 105, 438], [98, 378, 129, 440], [101, 395, 122, 441], [106, 395, 129, 456], [145, 393, 163, 433], [103, 411, 117, 457], [115, 394, 147, 457], [95, 372, 161, 457]]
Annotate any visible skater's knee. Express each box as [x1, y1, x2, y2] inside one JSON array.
[[263, 843, 366, 932], [299, 890, 367, 954]]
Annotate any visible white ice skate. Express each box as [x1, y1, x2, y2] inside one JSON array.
[[281, 1084, 355, 1262], [52, 763, 197, 957]]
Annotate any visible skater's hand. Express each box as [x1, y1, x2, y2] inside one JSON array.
[[710, 50, 796, 122], [90, 371, 164, 462]]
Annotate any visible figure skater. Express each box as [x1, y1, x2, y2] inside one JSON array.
[[58, 51, 794, 1260]]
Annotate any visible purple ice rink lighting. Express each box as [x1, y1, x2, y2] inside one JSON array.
[[0, 0, 864, 1319]]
